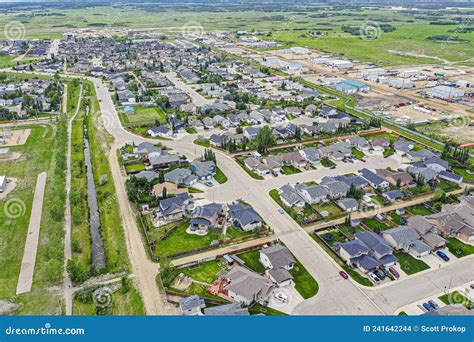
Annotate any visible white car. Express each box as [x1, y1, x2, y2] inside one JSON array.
[[274, 292, 289, 303]]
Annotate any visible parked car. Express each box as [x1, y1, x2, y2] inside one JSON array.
[[272, 171, 279, 177], [368, 272, 380, 283], [205, 181, 214, 187], [278, 208, 284, 214], [428, 300, 439, 310], [470, 284, 474, 290], [375, 270, 385, 280], [274, 292, 288, 303], [389, 267, 400, 279], [339, 271, 349, 279], [436, 250, 450, 262], [422, 303, 434, 312]]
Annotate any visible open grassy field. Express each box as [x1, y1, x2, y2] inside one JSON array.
[[0, 4, 472, 66], [0, 122, 66, 314], [121, 105, 167, 127]]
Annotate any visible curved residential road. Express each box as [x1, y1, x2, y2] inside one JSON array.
[[93, 77, 474, 315], [5, 70, 473, 315]]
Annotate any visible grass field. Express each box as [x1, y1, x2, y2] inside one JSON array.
[[289, 258, 319, 299], [445, 237, 474, 258], [236, 250, 266, 274], [179, 260, 223, 284], [1, 4, 470, 66], [438, 291, 473, 309], [214, 167, 228, 184], [394, 251, 430, 275], [154, 220, 220, 257], [121, 105, 167, 127]]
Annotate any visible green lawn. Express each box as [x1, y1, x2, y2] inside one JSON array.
[[453, 168, 474, 183], [236, 250, 266, 274], [438, 291, 473, 309], [281, 165, 302, 175], [123, 105, 167, 127], [125, 162, 145, 174], [214, 167, 228, 184], [186, 127, 197, 134], [389, 212, 403, 225], [320, 230, 347, 247], [237, 158, 264, 180], [394, 251, 430, 275], [351, 148, 365, 161], [312, 202, 342, 216], [249, 303, 287, 316], [408, 204, 435, 216], [193, 138, 210, 148], [311, 234, 372, 287], [154, 220, 221, 257], [446, 237, 474, 258], [362, 218, 391, 232], [383, 148, 395, 158], [289, 258, 319, 299], [321, 157, 336, 168], [179, 260, 223, 284]]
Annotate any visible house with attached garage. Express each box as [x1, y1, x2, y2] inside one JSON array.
[[164, 168, 198, 186], [382, 189, 404, 203], [189, 119, 204, 131], [438, 171, 463, 184], [243, 126, 261, 141], [259, 244, 295, 270], [346, 136, 370, 152], [406, 215, 446, 250], [382, 226, 431, 258], [227, 203, 263, 232], [299, 147, 320, 165], [337, 198, 359, 213], [295, 183, 330, 204], [424, 156, 449, 173], [262, 155, 283, 173], [406, 149, 436, 162], [376, 169, 415, 188], [393, 139, 414, 156], [335, 175, 369, 190], [179, 295, 205, 316], [281, 151, 307, 169], [222, 265, 274, 306], [191, 160, 216, 180], [147, 126, 173, 138], [190, 203, 224, 233], [148, 154, 181, 170], [278, 184, 305, 208], [335, 232, 398, 273], [359, 168, 390, 190], [153, 193, 193, 222], [320, 177, 350, 199], [370, 137, 390, 151], [135, 142, 163, 158]]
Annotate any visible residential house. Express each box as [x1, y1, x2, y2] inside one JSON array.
[[147, 126, 173, 138], [337, 198, 359, 213], [190, 203, 224, 233], [179, 295, 205, 316], [295, 183, 330, 204], [382, 226, 431, 258], [382, 190, 404, 203], [148, 154, 181, 169], [164, 168, 198, 186], [376, 169, 415, 188], [228, 203, 263, 232], [223, 265, 274, 306], [393, 139, 414, 155], [407, 215, 446, 250], [191, 160, 216, 180], [371, 137, 390, 151], [359, 168, 390, 189], [299, 147, 320, 165], [153, 193, 193, 222], [278, 185, 305, 208], [346, 137, 370, 152]]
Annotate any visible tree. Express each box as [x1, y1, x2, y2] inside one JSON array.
[[256, 126, 276, 154]]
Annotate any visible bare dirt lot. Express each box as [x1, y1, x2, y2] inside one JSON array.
[[0, 129, 31, 147]]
